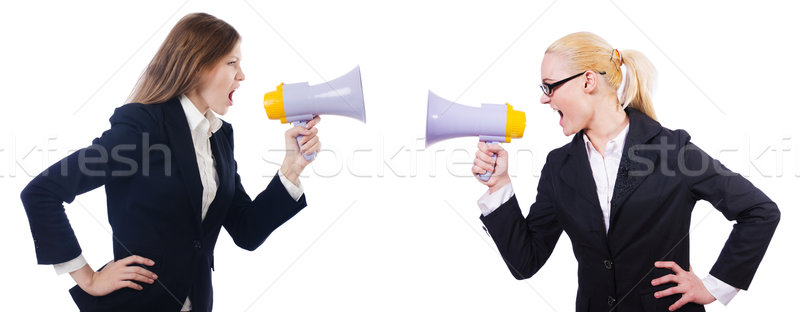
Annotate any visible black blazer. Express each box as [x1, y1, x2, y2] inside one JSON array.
[[21, 97, 307, 311], [480, 108, 779, 312]]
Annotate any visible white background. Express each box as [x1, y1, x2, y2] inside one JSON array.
[[1, 0, 798, 310]]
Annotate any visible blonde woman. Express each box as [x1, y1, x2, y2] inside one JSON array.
[[21, 13, 320, 311], [473, 32, 779, 311]]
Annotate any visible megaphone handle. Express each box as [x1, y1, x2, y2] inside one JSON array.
[[291, 120, 316, 161], [477, 141, 499, 182]]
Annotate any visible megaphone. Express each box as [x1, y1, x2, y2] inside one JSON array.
[[263, 66, 366, 160], [425, 91, 526, 181]]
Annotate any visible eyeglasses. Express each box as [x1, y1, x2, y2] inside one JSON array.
[[540, 71, 586, 96]]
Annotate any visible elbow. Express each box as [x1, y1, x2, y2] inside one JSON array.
[[20, 181, 39, 210], [234, 238, 260, 251], [511, 269, 535, 280], [233, 234, 270, 252], [512, 272, 532, 280], [506, 260, 537, 280], [768, 203, 781, 225], [238, 243, 258, 252]]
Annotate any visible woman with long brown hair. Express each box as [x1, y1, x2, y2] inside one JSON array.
[[21, 13, 320, 311], [472, 32, 779, 311]]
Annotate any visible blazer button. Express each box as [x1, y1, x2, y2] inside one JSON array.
[[193, 240, 201, 249], [604, 259, 613, 270], [607, 296, 616, 306]]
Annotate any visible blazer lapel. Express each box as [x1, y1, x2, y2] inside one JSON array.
[[201, 132, 227, 232], [559, 133, 606, 233], [608, 108, 662, 234], [163, 98, 204, 228]]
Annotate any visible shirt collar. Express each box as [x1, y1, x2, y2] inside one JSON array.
[[179, 94, 222, 136], [583, 121, 630, 157]]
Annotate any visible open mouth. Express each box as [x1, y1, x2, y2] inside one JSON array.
[[228, 89, 235, 105], [557, 110, 564, 126]]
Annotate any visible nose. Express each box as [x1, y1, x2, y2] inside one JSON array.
[[540, 93, 550, 105], [236, 68, 245, 81]]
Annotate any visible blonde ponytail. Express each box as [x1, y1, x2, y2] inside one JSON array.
[[619, 49, 657, 120], [546, 32, 658, 121]]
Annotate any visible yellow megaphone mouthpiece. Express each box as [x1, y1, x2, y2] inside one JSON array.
[[504, 103, 526, 142], [263, 83, 287, 123]]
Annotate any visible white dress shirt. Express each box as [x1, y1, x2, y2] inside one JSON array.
[[55, 95, 304, 311], [477, 123, 739, 305]]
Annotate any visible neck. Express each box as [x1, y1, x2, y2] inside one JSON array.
[[584, 98, 629, 144], [185, 91, 209, 115]]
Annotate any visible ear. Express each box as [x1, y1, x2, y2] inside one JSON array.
[[583, 70, 600, 94]]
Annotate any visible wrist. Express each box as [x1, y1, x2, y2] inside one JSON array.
[[280, 161, 301, 185], [70, 264, 94, 289], [489, 176, 511, 194]]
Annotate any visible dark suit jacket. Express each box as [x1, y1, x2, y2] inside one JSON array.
[[480, 108, 779, 312], [21, 97, 307, 311]]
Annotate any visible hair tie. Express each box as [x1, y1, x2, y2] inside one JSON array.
[[612, 49, 623, 66]]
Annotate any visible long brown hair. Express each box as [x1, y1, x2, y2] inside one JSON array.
[[546, 32, 657, 121], [129, 13, 240, 104]]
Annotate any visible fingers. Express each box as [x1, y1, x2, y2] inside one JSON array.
[[472, 165, 492, 176], [123, 271, 155, 284], [120, 280, 144, 291], [285, 126, 305, 141], [120, 255, 155, 267], [297, 127, 318, 145], [125, 266, 158, 280], [476, 142, 506, 155], [654, 261, 683, 273], [471, 165, 485, 175], [475, 150, 494, 164], [305, 115, 321, 128], [651, 274, 678, 286], [474, 149, 495, 173], [477, 141, 488, 153], [654, 284, 682, 298], [473, 157, 494, 173], [301, 137, 321, 156], [118, 255, 157, 286], [486, 142, 506, 155], [668, 295, 691, 311]]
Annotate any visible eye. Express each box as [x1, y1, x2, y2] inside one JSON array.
[[227, 61, 236, 65]]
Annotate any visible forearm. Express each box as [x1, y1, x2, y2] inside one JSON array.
[[709, 201, 780, 290], [69, 264, 95, 289], [280, 159, 302, 185], [225, 173, 307, 250], [480, 196, 561, 280]]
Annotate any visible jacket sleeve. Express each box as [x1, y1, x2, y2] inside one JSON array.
[[679, 131, 780, 290], [480, 152, 563, 280], [20, 104, 155, 264], [222, 126, 308, 251]]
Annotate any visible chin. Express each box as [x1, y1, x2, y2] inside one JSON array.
[[561, 126, 578, 136], [211, 105, 229, 116]]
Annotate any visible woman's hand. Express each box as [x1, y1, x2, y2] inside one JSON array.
[[70, 255, 157, 297], [472, 142, 511, 192], [651, 261, 716, 311], [281, 116, 321, 184]]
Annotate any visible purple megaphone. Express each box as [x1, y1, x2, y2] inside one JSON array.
[[425, 91, 526, 181], [264, 66, 367, 161]]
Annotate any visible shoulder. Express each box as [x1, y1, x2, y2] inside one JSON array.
[[109, 102, 164, 132], [538, 138, 573, 174], [627, 107, 692, 147], [649, 124, 692, 148], [548, 141, 571, 162], [219, 118, 233, 138]]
